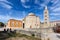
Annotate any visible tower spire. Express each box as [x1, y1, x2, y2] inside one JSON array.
[[45, 6, 47, 9]]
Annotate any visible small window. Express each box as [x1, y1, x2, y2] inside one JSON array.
[[45, 12, 47, 13]]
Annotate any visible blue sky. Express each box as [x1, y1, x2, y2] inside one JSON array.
[[0, 0, 60, 23]]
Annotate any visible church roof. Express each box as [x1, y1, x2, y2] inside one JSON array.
[[28, 13, 35, 16]]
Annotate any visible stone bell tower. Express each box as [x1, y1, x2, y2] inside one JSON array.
[[41, 6, 53, 40], [44, 6, 50, 28]]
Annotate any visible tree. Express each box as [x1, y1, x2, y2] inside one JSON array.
[[0, 22, 5, 27]]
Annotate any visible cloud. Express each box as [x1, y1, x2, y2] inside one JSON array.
[[44, 0, 51, 4], [34, 0, 51, 8], [50, 16, 60, 21], [22, 4, 31, 8], [0, 2, 12, 9], [21, 0, 31, 8], [0, 0, 12, 5], [0, 0, 13, 9], [40, 4, 46, 7], [21, 0, 26, 3], [52, 7, 60, 12], [0, 14, 22, 22], [0, 0, 7, 1], [50, 0, 60, 10], [35, 0, 39, 4], [50, 13, 60, 21], [51, 0, 59, 5], [50, 13, 60, 16], [21, 0, 29, 3]]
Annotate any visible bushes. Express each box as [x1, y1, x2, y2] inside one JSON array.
[[32, 34, 35, 37]]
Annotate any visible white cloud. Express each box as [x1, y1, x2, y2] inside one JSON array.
[[0, 2, 12, 9], [50, 16, 60, 21], [21, 0, 29, 3], [0, 0, 13, 9], [35, 0, 39, 4], [0, 0, 8, 1], [21, 0, 30, 8], [40, 4, 46, 7], [50, 17, 55, 21], [44, 0, 51, 4], [0, 15, 22, 22], [35, 0, 51, 7], [51, 0, 59, 5], [0, 0, 12, 5], [52, 7, 60, 12], [50, 13, 60, 21], [50, 13, 60, 16], [22, 4, 31, 8], [21, 0, 26, 3], [50, 0, 60, 10]]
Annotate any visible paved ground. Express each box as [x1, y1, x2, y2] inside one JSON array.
[[48, 33, 60, 40], [41, 33, 60, 40]]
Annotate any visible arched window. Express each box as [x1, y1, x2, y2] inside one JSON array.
[[11, 21, 14, 27], [16, 22, 18, 26]]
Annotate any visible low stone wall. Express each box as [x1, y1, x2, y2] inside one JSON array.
[[15, 28, 53, 40]]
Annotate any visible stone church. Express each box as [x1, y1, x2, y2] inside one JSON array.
[[23, 13, 40, 28]]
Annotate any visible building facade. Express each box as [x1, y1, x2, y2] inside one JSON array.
[[7, 19, 23, 29], [50, 21, 60, 27], [23, 13, 40, 28]]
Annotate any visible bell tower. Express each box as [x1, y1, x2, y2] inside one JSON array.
[[44, 6, 50, 28]]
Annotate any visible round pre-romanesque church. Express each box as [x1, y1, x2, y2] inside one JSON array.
[[23, 13, 40, 28]]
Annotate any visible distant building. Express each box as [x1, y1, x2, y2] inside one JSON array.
[[50, 20, 60, 27], [23, 13, 40, 28], [40, 22, 44, 28], [7, 19, 23, 29]]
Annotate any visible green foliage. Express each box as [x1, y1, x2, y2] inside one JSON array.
[[32, 34, 35, 37], [0, 22, 5, 27]]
